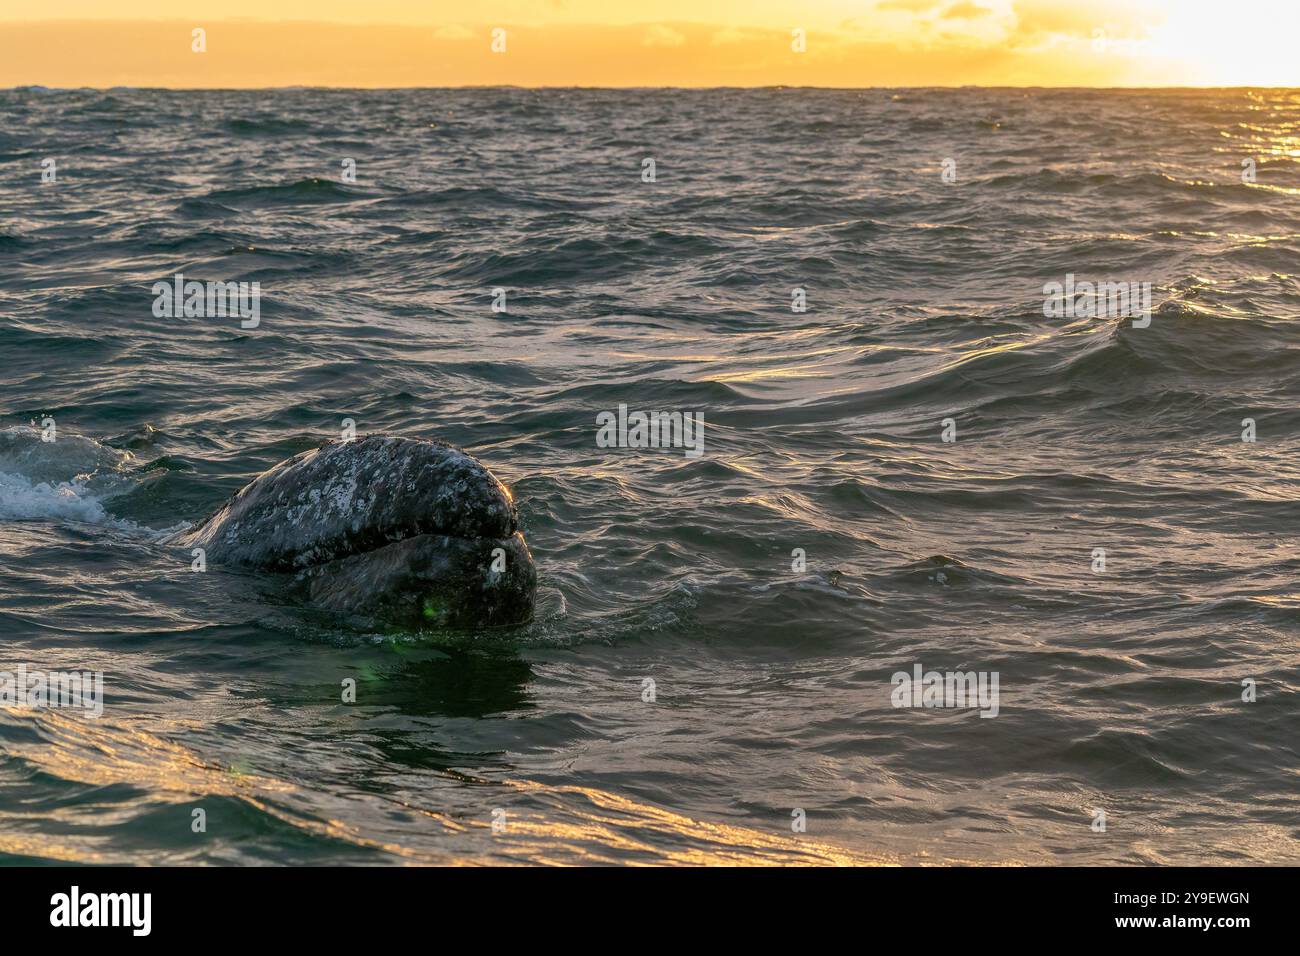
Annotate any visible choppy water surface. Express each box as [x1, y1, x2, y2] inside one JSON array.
[[1, 88, 1299, 865]]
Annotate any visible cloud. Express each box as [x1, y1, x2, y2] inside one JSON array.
[[642, 24, 686, 48], [876, 0, 941, 11], [710, 27, 765, 46], [433, 24, 474, 40], [1011, 0, 1163, 41], [941, 2, 992, 18]]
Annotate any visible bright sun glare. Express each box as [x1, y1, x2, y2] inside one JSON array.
[[1147, 0, 1300, 86]]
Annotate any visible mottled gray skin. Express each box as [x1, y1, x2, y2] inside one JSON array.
[[174, 436, 536, 628]]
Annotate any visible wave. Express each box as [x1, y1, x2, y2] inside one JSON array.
[[440, 231, 725, 285], [223, 115, 317, 136], [0, 470, 126, 525], [0, 427, 139, 527], [194, 178, 375, 209], [376, 185, 586, 213]]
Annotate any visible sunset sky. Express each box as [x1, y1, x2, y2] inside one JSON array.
[[2, 1, 1298, 88]]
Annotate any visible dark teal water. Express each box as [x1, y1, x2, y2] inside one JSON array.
[[1, 87, 1299, 865]]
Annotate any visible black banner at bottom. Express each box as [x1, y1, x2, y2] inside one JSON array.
[[0, 864, 1281, 941]]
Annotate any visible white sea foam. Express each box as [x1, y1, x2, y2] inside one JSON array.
[[0, 470, 117, 523], [0, 426, 141, 529]]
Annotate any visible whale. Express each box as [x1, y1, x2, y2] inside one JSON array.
[[173, 436, 536, 629]]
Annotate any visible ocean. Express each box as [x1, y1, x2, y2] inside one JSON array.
[[1, 87, 1297, 865]]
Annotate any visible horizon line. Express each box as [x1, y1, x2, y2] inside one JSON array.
[[6, 84, 1298, 92]]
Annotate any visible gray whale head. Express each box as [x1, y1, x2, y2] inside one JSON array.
[[175, 436, 536, 629]]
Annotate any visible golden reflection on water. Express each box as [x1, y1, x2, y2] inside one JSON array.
[[473, 780, 888, 867], [0, 709, 437, 863], [0, 709, 888, 866], [2, 709, 291, 798]]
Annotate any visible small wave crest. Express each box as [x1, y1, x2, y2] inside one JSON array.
[[0, 470, 120, 524], [0, 426, 139, 528]]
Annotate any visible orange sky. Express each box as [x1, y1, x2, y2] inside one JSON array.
[[2, 1, 1298, 88]]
